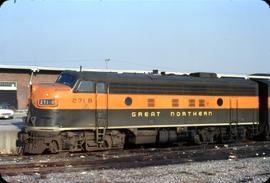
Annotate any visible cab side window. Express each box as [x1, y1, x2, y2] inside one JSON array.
[[97, 82, 107, 93], [76, 81, 95, 93]]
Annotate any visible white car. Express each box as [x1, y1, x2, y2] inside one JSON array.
[[0, 104, 14, 119]]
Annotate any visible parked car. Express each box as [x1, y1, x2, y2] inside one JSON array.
[[0, 104, 14, 119]]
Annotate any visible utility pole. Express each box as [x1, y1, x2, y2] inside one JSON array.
[[105, 58, 110, 70]]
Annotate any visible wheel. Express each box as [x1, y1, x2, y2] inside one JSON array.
[[194, 134, 202, 145], [103, 136, 112, 149], [49, 140, 59, 153], [265, 127, 270, 141]]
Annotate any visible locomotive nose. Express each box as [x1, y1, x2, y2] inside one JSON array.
[[27, 83, 72, 127], [31, 83, 70, 107]]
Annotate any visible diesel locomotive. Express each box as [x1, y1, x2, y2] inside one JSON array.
[[21, 70, 270, 154]]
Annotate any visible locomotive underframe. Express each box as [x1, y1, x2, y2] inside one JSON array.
[[21, 129, 125, 154], [21, 123, 259, 154]]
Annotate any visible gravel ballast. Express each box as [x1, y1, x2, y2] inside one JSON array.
[[3, 157, 270, 183]]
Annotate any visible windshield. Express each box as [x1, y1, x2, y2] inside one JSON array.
[[56, 73, 77, 87]]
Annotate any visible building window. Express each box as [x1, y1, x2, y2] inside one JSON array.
[[172, 99, 179, 107], [0, 81, 17, 87], [148, 99, 155, 107], [189, 99, 195, 107]]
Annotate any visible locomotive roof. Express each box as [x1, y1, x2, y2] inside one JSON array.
[[255, 79, 270, 85], [61, 70, 257, 87]]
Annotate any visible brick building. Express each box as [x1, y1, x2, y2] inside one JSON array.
[[0, 65, 63, 110], [0, 65, 136, 110]]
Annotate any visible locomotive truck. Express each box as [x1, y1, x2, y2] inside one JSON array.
[[21, 71, 270, 154]]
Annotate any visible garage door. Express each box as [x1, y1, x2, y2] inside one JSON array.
[[0, 81, 18, 109]]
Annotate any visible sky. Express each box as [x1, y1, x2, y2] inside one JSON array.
[[0, 0, 270, 74]]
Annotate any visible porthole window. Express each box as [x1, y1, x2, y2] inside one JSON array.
[[217, 98, 223, 106], [125, 97, 132, 106]]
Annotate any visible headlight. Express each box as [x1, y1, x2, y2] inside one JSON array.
[[38, 99, 57, 106]]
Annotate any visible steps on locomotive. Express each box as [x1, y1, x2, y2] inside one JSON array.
[[95, 110, 108, 145]]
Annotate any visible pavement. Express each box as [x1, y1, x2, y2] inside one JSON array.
[[0, 114, 25, 154], [14, 110, 27, 119]]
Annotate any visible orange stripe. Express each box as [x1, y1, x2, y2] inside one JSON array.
[[108, 94, 258, 109], [32, 92, 259, 110]]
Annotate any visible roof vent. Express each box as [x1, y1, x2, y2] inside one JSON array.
[[250, 73, 270, 77], [189, 72, 217, 78], [249, 73, 270, 80], [152, 69, 159, 74]]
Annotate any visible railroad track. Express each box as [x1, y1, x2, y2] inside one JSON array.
[[1, 141, 270, 176]]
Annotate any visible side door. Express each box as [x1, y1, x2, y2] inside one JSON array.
[[72, 80, 96, 127], [230, 98, 239, 125], [95, 82, 108, 129]]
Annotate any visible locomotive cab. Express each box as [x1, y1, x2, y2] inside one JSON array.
[[27, 72, 108, 129], [23, 71, 114, 154]]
